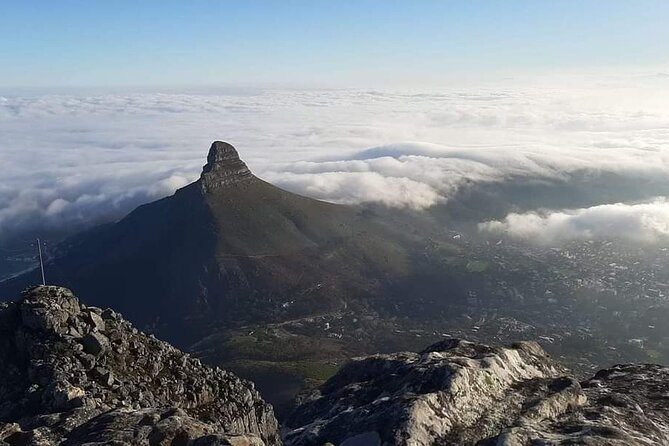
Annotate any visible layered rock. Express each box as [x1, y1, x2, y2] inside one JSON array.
[[0, 286, 280, 445], [494, 363, 669, 446], [200, 141, 256, 192], [285, 339, 669, 446]]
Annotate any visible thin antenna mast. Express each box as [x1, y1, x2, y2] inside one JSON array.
[[37, 238, 46, 285]]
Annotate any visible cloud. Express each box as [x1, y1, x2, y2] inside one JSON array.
[[1, 74, 669, 244], [267, 140, 669, 210], [478, 199, 669, 244], [269, 170, 444, 209]]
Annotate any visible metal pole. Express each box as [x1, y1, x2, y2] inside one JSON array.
[[37, 238, 46, 285]]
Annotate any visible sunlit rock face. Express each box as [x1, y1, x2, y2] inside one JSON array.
[[285, 339, 669, 446]]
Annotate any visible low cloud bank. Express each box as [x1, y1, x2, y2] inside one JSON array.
[[1, 75, 669, 244], [479, 199, 669, 244], [267, 141, 669, 210]]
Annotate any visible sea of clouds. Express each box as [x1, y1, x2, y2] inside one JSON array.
[[1, 73, 669, 245]]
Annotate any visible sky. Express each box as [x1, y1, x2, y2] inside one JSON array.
[[1, 0, 669, 88], [1, 2, 669, 247]]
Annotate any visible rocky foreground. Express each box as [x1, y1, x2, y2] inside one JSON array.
[[1, 286, 668, 446], [285, 339, 669, 446], [0, 286, 280, 445]]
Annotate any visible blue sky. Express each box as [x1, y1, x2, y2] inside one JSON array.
[[1, 0, 668, 87]]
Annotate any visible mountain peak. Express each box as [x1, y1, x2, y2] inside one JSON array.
[[200, 141, 255, 192], [206, 141, 242, 164]]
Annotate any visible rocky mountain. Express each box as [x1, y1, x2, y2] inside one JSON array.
[[2, 286, 667, 445], [0, 286, 280, 445], [285, 339, 669, 446], [0, 142, 412, 345], [3, 141, 668, 426]]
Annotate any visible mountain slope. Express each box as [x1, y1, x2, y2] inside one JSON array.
[[0, 142, 412, 343]]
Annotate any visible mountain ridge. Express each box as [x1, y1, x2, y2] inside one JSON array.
[[285, 338, 669, 446]]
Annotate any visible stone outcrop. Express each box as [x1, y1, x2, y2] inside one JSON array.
[[200, 141, 256, 192], [285, 339, 669, 446], [496, 363, 669, 446], [1, 286, 667, 445], [0, 286, 280, 445]]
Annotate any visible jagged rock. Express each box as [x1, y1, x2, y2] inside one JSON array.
[[83, 309, 105, 332], [19, 287, 80, 334], [78, 353, 96, 370], [0, 422, 21, 443], [59, 407, 270, 446], [495, 363, 669, 446], [0, 286, 281, 445], [200, 141, 256, 192], [80, 331, 110, 356], [93, 366, 114, 386], [285, 339, 669, 446], [47, 382, 85, 410]]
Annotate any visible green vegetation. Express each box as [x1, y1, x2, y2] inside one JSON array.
[[466, 260, 489, 273], [219, 328, 344, 362], [225, 359, 340, 383], [646, 349, 663, 361], [483, 373, 495, 387]]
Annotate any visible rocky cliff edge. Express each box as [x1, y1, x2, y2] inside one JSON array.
[[0, 286, 281, 446], [285, 339, 669, 446]]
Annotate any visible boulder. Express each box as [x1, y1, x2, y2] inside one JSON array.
[[20, 286, 80, 334], [83, 309, 106, 332], [81, 331, 110, 357]]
